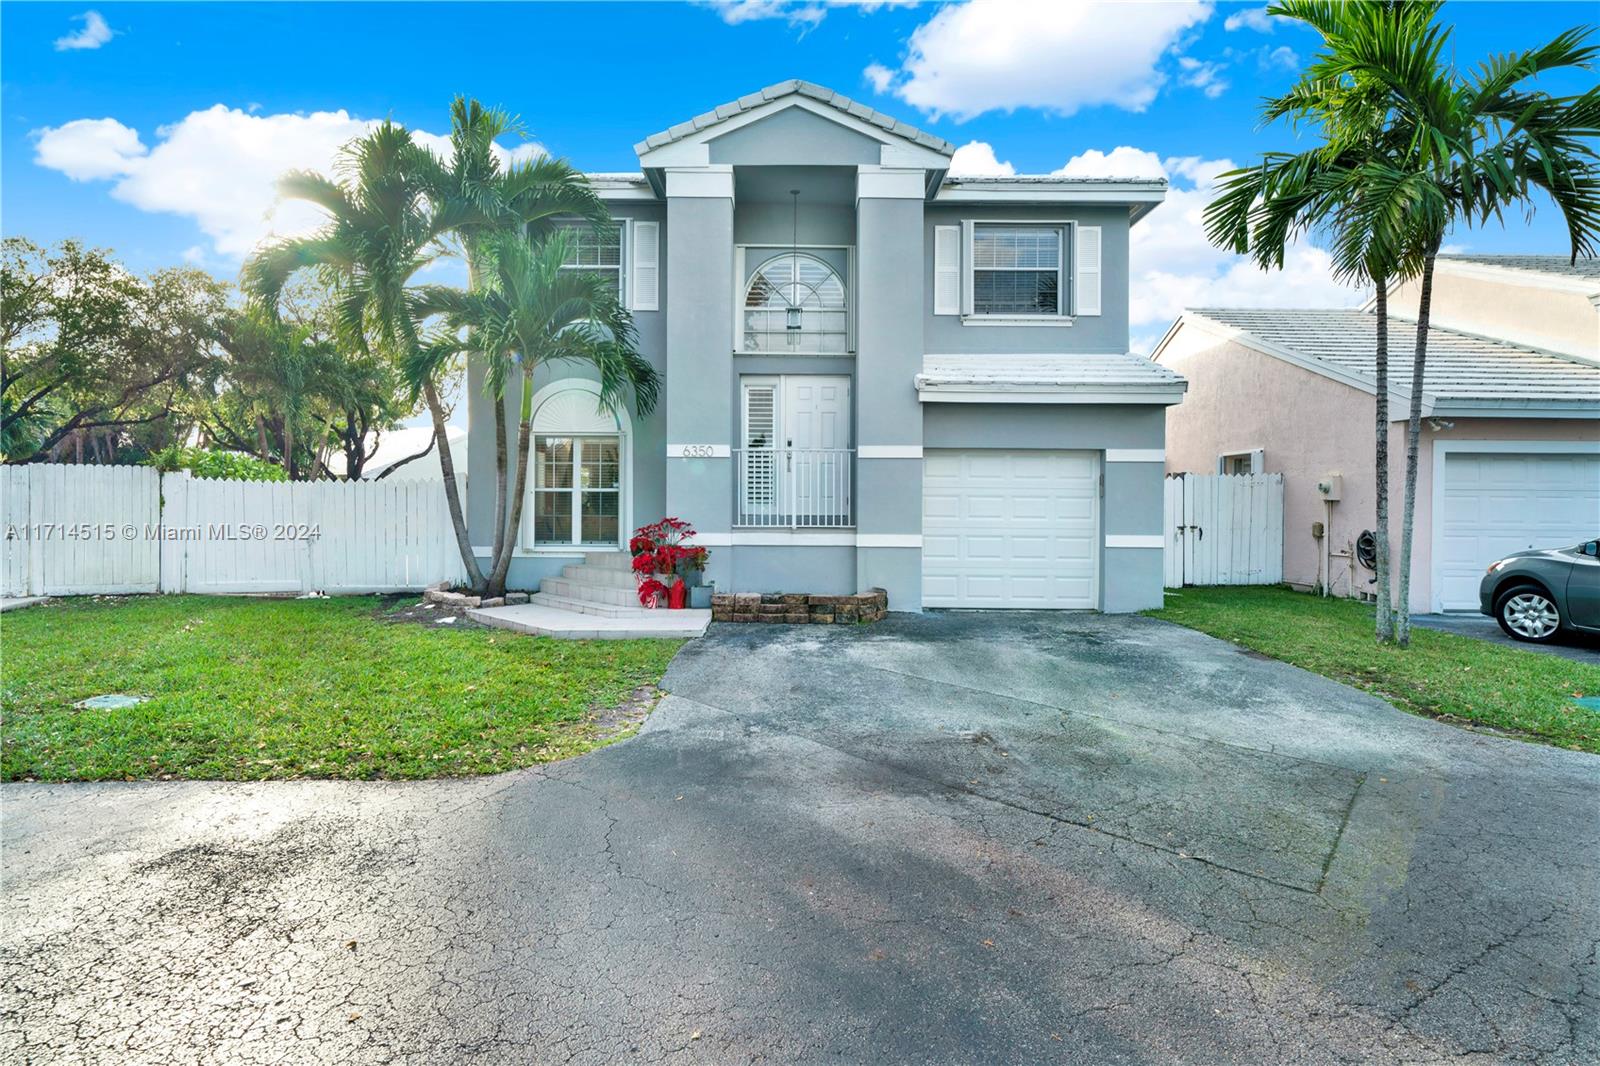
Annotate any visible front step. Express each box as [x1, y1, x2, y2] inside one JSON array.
[[583, 551, 634, 571], [528, 592, 651, 619], [561, 563, 637, 590], [540, 576, 639, 608]]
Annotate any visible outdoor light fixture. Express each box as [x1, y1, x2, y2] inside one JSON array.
[[786, 189, 802, 335]]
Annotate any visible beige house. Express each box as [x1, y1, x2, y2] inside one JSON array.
[[1153, 255, 1600, 613]]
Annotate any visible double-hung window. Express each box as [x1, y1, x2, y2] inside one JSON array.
[[556, 222, 625, 302], [971, 224, 1065, 316], [533, 436, 621, 546]]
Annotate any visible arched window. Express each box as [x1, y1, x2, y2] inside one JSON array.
[[524, 381, 630, 549], [743, 253, 848, 353]]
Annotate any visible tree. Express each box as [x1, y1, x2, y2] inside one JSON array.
[[1207, 0, 1600, 644], [412, 97, 611, 581], [2, 238, 224, 464], [1206, 1, 1437, 642], [192, 280, 417, 480], [245, 122, 486, 585], [416, 229, 659, 597]]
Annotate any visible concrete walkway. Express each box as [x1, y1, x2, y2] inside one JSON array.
[[4, 612, 1596, 1064], [467, 601, 709, 638]]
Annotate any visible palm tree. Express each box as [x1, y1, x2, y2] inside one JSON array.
[[415, 229, 659, 598], [1280, 2, 1600, 640], [1209, 0, 1600, 644], [410, 98, 611, 576], [244, 122, 485, 587]]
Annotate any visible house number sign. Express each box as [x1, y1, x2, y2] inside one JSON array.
[[678, 445, 718, 457]]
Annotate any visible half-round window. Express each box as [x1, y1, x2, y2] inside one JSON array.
[[743, 253, 848, 354]]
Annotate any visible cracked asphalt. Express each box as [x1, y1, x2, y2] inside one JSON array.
[[3, 611, 1598, 1064]]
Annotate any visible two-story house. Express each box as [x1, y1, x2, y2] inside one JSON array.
[[464, 81, 1184, 616]]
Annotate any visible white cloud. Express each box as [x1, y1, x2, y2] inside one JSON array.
[[948, 141, 1015, 176], [706, 0, 827, 27], [1049, 146, 1361, 349], [1261, 44, 1299, 70], [30, 117, 145, 180], [1223, 6, 1275, 33], [866, 0, 1213, 121], [55, 10, 113, 51], [1051, 146, 1167, 179], [1177, 56, 1229, 99], [32, 106, 546, 261]]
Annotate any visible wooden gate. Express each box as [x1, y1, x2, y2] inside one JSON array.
[[1164, 473, 1284, 587]]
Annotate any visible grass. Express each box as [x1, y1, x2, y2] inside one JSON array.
[[0, 595, 682, 781], [1146, 586, 1600, 754]]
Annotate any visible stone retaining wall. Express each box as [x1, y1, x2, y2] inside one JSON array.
[[710, 589, 888, 624], [422, 584, 529, 609]]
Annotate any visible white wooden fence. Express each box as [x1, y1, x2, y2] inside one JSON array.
[[2, 466, 466, 597], [1164, 473, 1284, 588]]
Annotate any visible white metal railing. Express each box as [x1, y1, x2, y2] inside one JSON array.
[[734, 448, 854, 528]]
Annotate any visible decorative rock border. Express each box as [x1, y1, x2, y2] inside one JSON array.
[[422, 583, 528, 610], [710, 589, 888, 624]]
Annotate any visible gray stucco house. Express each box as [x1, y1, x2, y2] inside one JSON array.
[[465, 81, 1185, 613]]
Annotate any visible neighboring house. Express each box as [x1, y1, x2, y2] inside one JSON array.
[[325, 425, 467, 483], [465, 80, 1184, 612], [1154, 255, 1600, 613]]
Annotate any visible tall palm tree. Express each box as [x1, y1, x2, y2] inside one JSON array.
[[415, 229, 659, 598], [244, 122, 485, 587], [410, 98, 611, 573], [1207, 0, 1600, 644], [1283, 0, 1600, 644]]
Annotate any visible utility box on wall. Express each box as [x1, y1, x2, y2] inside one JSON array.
[[1316, 473, 1343, 502]]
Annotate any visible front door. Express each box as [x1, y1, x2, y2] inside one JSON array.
[[740, 375, 851, 526]]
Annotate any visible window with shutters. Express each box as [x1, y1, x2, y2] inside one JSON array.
[[742, 252, 848, 353], [971, 224, 1066, 316], [555, 221, 625, 303]]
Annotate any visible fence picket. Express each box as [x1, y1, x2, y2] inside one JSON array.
[[1164, 473, 1284, 589]]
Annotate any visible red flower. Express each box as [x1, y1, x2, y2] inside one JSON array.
[[637, 578, 667, 607]]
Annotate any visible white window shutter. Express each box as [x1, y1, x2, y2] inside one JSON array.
[[933, 226, 960, 316], [741, 381, 779, 510], [630, 220, 659, 311], [1075, 225, 1102, 316], [1250, 448, 1265, 474], [959, 220, 975, 316]]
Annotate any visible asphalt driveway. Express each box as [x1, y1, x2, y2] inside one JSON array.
[[1412, 611, 1600, 663], [4, 612, 1597, 1064]]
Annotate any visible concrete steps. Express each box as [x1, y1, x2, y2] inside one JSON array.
[[465, 550, 709, 638], [528, 592, 649, 619]]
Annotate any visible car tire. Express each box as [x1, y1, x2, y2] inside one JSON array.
[[1494, 584, 1562, 643]]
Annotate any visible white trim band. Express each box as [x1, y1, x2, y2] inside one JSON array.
[[857, 445, 923, 459], [857, 534, 922, 548], [1105, 534, 1164, 549], [666, 444, 731, 458], [1104, 449, 1166, 463], [856, 166, 926, 200]]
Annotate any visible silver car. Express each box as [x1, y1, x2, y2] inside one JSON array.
[[1480, 539, 1600, 643]]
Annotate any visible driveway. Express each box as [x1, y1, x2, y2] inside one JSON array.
[[1413, 611, 1600, 663], [4, 612, 1597, 1064]]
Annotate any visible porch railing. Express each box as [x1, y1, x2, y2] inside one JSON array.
[[734, 448, 854, 528]]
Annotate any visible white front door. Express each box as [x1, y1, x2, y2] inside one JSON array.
[[922, 450, 1100, 608], [740, 375, 852, 524], [1434, 448, 1600, 611]]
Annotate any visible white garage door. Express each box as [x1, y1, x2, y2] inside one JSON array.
[[1435, 449, 1600, 611], [922, 450, 1099, 608]]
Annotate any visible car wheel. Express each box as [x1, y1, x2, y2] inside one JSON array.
[[1495, 585, 1562, 642]]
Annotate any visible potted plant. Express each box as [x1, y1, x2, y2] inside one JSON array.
[[629, 518, 709, 610]]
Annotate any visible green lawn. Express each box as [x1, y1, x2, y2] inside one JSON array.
[[0, 596, 682, 781], [1147, 586, 1600, 754]]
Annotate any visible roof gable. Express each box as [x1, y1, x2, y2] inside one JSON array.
[[634, 80, 953, 169]]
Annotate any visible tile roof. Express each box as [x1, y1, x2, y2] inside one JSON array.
[[1440, 254, 1600, 282], [634, 80, 955, 158], [1188, 308, 1600, 409], [916, 353, 1187, 398]]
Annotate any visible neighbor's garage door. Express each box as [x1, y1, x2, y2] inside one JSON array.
[[1435, 449, 1600, 610], [922, 450, 1099, 608]]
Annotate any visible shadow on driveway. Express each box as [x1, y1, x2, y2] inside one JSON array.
[[3, 611, 1597, 1064]]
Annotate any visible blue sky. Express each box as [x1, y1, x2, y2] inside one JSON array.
[[4, 0, 1597, 353]]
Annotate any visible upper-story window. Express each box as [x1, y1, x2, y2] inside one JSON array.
[[556, 222, 624, 302], [743, 253, 848, 354], [972, 224, 1064, 316]]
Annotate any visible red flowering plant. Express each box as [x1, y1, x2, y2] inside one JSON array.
[[629, 518, 708, 607]]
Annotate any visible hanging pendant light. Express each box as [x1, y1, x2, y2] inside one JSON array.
[[786, 189, 802, 335]]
